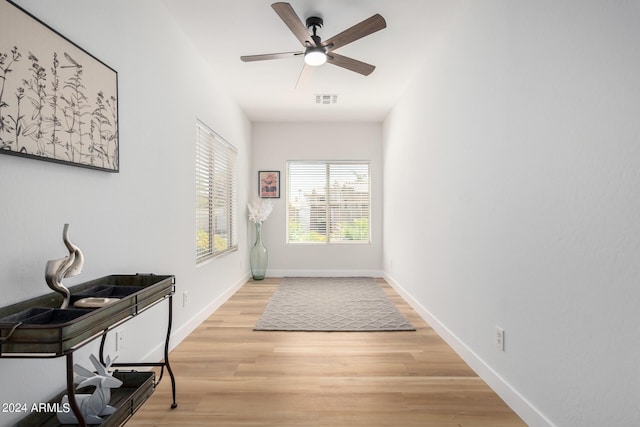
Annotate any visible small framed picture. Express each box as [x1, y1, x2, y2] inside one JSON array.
[[259, 171, 280, 198]]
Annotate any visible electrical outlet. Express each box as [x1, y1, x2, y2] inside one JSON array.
[[183, 291, 189, 307], [496, 326, 505, 351], [115, 329, 126, 352]]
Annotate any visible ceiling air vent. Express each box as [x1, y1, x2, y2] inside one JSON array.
[[315, 94, 338, 105]]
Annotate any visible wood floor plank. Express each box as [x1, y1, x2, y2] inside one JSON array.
[[127, 278, 525, 426]]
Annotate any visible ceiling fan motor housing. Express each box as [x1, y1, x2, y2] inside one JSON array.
[[304, 16, 327, 65]]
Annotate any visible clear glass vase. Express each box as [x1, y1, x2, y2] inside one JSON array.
[[250, 221, 268, 280]]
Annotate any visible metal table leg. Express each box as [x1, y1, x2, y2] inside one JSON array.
[[165, 294, 177, 409], [104, 294, 178, 409], [66, 353, 87, 427]]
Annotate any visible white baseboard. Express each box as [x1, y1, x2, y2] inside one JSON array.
[[170, 272, 250, 348], [267, 269, 383, 278], [383, 272, 555, 427], [141, 272, 250, 362]]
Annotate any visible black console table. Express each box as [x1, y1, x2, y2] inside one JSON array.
[[0, 274, 178, 426]]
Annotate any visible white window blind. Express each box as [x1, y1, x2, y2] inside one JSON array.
[[196, 120, 238, 262], [287, 161, 370, 244]]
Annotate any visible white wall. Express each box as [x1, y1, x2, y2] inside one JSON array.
[[0, 1, 251, 424], [251, 122, 383, 277], [383, 1, 640, 426]]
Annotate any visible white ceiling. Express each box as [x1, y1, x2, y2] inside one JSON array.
[[161, 0, 461, 122]]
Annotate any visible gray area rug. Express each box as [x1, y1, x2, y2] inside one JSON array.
[[254, 277, 416, 332]]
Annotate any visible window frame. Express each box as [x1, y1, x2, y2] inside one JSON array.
[[286, 160, 371, 245], [195, 120, 238, 263]]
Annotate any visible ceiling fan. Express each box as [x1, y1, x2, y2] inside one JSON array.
[[240, 2, 386, 77]]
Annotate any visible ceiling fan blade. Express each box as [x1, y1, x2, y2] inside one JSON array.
[[323, 14, 386, 51], [295, 63, 314, 89], [271, 2, 315, 47], [241, 51, 303, 62], [327, 52, 376, 76]]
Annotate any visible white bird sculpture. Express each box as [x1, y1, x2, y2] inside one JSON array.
[[57, 354, 123, 424]]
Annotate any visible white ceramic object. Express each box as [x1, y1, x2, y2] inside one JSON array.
[[74, 297, 120, 308]]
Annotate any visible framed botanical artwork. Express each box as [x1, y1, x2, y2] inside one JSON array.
[[259, 171, 280, 198], [0, 1, 119, 172]]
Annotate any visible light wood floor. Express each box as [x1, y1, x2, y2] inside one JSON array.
[[127, 278, 526, 426]]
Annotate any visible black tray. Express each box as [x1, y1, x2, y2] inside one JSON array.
[[0, 275, 174, 355], [15, 370, 155, 426]]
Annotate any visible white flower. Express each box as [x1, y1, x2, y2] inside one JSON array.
[[247, 199, 273, 223]]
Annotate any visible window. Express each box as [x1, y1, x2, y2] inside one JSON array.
[[287, 161, 370, 244], [195, 120, 238, 262]]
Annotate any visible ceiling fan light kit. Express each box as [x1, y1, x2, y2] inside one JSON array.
[[240, 2, 386, 77], [304, 48, 327, 66]]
